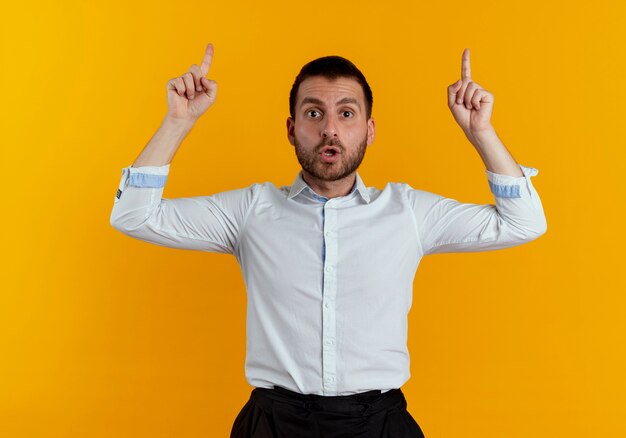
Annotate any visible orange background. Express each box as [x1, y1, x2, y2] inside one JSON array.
[[2, 0, 625, 437]]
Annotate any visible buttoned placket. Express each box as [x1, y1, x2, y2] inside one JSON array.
[[307, 189, 339, 395], [321, 199, 338, 394], [304, 178, 363, 395]]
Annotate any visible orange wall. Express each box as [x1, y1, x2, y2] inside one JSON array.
[[2, 0, 625, 437]]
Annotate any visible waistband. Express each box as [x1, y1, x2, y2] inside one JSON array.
[[251, 386, 405, 416]]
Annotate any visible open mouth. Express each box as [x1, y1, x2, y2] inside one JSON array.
[[320, 146, 340, 156], [320, 146, 341, 163]]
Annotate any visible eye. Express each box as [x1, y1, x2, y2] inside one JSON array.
[[306, 109, 321, 118], [342, 110, 354, 118]]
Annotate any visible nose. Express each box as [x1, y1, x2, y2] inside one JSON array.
[[321, 116, 338, 138]]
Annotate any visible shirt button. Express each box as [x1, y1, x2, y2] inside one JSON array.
[[325, 231, 331, 237], [324, 302, 330, 308], [325, 376, 335, 382], [325, 266, 332, 272]]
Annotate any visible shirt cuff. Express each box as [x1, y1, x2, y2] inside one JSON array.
[[128, 163, 170, 188], [486, 164, 538, 198]]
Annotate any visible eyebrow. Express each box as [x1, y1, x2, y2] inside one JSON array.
[[300, 97, 361, 110]]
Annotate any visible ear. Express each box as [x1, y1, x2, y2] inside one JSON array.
[[366, 117, 376, 146], [286, 117, 295, 146]]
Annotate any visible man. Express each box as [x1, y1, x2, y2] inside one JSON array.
[[110, 43, 547, 438]]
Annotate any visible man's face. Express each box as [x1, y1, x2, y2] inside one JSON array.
[[287, 76, 375, 182]]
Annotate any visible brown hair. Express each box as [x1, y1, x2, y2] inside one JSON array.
[[289, 55, 373, 120]]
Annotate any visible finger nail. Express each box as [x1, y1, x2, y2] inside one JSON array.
[[196, 86, 202, 92]]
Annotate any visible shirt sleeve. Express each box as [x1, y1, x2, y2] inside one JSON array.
[[110, 164, 259, 255], [406, 164, 547, 256]]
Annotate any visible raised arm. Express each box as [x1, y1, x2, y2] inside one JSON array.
[[447, 48, 523, 177], [133, 42, 218, 167], [110, 43, 258, 255], [407, 49, 547, 255]]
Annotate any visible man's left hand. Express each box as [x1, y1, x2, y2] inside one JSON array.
[[447, 48, 495, 139]]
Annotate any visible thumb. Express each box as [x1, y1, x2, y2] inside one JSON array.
[[447, 79, 462, 107]]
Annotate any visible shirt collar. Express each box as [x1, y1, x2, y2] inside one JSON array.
[[288, 170, 371, 204]]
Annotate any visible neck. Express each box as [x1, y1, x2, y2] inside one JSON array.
[[301, 170, 356, 199]]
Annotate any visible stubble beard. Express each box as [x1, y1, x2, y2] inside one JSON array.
[[294, 134, 368, 182]]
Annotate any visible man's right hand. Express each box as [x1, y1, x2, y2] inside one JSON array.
[[165, 43, 218, 124]]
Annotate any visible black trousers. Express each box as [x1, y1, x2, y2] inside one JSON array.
[[230, 386, 425, 438]]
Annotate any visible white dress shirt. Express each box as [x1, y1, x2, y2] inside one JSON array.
[[110, 163, 547, 396]]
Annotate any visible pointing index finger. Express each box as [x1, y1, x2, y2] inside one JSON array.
[[200, 43, 214, 76], [461, 48, 471, 80]]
